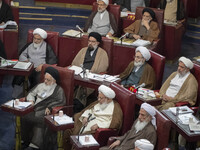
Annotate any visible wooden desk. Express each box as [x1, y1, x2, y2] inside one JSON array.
[[70, 135, 100, 150], [162, 110, 200, 149], [45, 115, 74, 150], [1, 103, 34, 150], [0, 63, 34, 96]]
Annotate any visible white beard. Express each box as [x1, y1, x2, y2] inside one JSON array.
[[99, 102, 109, 110], [33, 42, 42, 49], [177, 70, 187, 77], [135, 120, 148, 133], [134, 61, 144, 67], [39, 83, 55, 98]]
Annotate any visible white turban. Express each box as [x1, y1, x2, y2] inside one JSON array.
[[141, 103, 156, 129], [97, 0, 109, 5], [135, 46, 151, 61], [98, 85, 115, 99], [179, 56, 193, 69], [135, 139, 154, 150], [33, 28, 47, 39]]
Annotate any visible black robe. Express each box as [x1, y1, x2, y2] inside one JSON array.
[[0, 1, 14, 24]]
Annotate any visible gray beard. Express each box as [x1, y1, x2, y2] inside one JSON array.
[[135, 120, 148, 133], [134, 61, 144, 67]]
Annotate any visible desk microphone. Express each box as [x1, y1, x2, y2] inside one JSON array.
[[76, 25, 84, 33], [119, 33, 129, 40]]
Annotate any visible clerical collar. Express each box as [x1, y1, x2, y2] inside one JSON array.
[[90, 47, 98, 57]]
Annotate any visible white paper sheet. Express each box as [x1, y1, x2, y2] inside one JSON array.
[[76, 135, 98, 146], [52, 115, 74, 125], [4, 100, 32, 109], [168, 106, 194, 115]]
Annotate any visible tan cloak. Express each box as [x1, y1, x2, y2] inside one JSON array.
[[123, 20, 160, 43], [157, 72, 198, 111], [63, 100, 123, 150], [119, 62, 156, 89], [72, 47, 109, 73]]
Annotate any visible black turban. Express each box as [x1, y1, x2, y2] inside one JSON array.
[[88, 32, 102, 43], [45, 67, 59, 82], [142, 8, 155, 20]]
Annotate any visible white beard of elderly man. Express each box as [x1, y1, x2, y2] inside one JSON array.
[[63, 85, 123, 150], [119, 46, 156, 89], [156, 56, 198, 111], [20, 67, 66, 150], [100, 103, 157, 150]]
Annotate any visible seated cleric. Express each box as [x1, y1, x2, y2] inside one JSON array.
[[12, 28, 57, 98], [119, 46, 156, 89], [72, 32, 109, 112], [63, 85, 123, 150], [84, 0, 117, 37], [124, 7, 160, 43], [100, 103, 157, 150], [156, 57, 198, 111], [20, 67, 66, 150]]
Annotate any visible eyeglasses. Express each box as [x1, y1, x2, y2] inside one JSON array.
[[33, 37, 42, 41], [44, 78, 52, 82]]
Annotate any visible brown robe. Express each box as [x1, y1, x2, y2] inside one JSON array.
[[72, 47, 109, 74], [157, 72, 198, 111], [100, 119, 157, 150], [123, 19, 160, 43], [119, 62, 156, 89], [63, 100, 123, 150]]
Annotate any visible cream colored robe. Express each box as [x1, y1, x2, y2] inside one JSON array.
[[72, 47, 109, 73], [157, 72, 198, 111]]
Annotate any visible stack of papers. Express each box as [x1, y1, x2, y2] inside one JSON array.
[[68, 65, 83, 75], [137, 88, 156, 98], [178, 113, 198, 125], [0, 21, 17, 29], [88, 73, 120, 82], [13, 62, 32, 70], [62, 29, 87, 37], [4, 100, 32, 109], [53, 115, 74, 125], [132, 39, 151, 47], [76, 135, 98, 146], [168, 106, 194, 115], [189, 123, 200, 132]]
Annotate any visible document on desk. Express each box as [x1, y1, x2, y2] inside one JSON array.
[[13, 62, 31, 70], [189, 123, 200, 132], [132, 39, 151, 47], [4, 100, 32, 109], [168, 106, 194, 115], [178, 113, 198, 125], [68, 65, 83, 75], [76, 135, 98, 145], [52, 115, 74, 125], [88, 73, 120, 82]]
